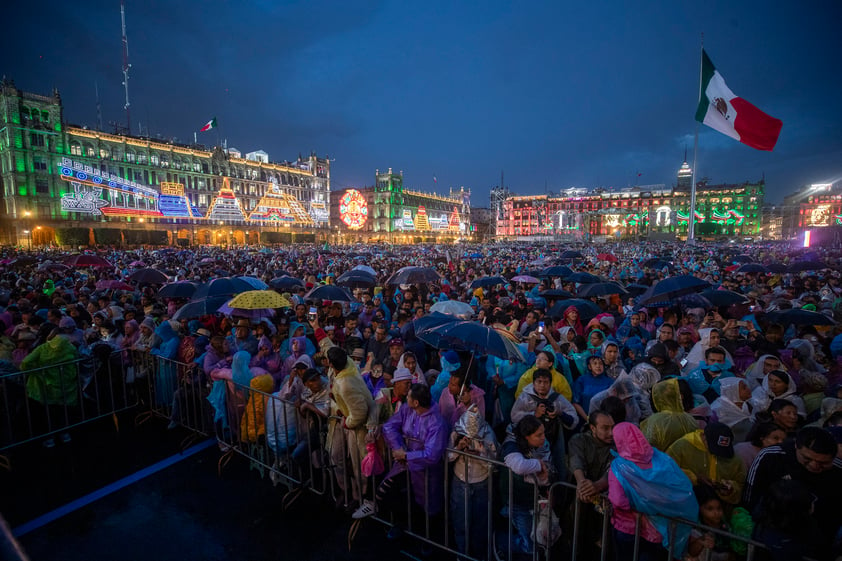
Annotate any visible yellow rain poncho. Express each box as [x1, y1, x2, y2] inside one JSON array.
[[640, 378, 698, 452], [241, 374, 274, 443], [22, 335, 79, 407], [666, 429, 746, 505]]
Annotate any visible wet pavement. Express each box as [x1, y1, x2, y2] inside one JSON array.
[[2, 413, 436, 561]]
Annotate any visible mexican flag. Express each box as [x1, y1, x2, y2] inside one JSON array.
[[695, 50, 782, 151], [199, 117, 217, 132]]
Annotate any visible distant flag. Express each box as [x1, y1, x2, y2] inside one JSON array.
[[637, 172, 643, 177], [199, 117, 217, 132], [694, 50, 782, 151], [433, 175, 437, 184]]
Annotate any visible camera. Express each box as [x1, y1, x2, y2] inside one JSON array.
[[545, 404, 555, 414]]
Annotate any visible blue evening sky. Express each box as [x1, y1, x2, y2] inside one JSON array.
[[3, 0, 840, 204]]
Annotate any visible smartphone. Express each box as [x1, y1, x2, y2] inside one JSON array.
[[308, 306, 317, 322], [538, 321, 545, 333], [680, 357, 689, 368]]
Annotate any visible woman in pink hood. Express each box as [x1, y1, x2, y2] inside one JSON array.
[[557, 305, 584, 336], [608, 422, 697, 560]]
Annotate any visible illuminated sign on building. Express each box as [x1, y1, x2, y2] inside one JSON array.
[[339, 189, 368, 230], [206, 181, 247, 222], [250, 184, 313, 224], [59, 157, 161, 217], [402, 209, 415, 230], [415, 206, 430, 230], [60, 182, 109, 215], [654, 206, 672, 227], [309, 200, 329, 224], [808, 204, 831, 227]]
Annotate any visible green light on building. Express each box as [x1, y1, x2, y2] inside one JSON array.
[[15, 156, 25, 172], [14, 130, 23, 148]]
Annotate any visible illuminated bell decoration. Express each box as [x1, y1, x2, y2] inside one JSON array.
[[339, 189, 368, 229]]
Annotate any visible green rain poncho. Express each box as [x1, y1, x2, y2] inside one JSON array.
[[640, 378, 698, 452], [22, 335, 79, 406]]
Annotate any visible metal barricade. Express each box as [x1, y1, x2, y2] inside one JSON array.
[[0, 348, 135, 463]]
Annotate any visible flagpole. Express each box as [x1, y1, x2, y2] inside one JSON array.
[[688, 34, 704, 245]]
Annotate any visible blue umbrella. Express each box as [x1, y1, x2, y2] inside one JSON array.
[[546, 299, 602, 322], [158, 281, 198, 299], [430, 300, 474, 318], [237, 276, 269, 290], [304, 284, 353, 302], [636, 292, 712, 310], [470, 276, 508, 289], [567, 272, 602, 284], [413, 311, 461, 333], [731, 255, 754, 264], [625, 283, 650, 296], [637, 275, 710, 306], [129, 267, 169, 284], [417, 320, 524, 361], [193, 277, 254, 299], [699, 289, 749, 307], [172, 296, 230, 321], [336, 270, 377, 289], [736, 264, 768, 274], [578, 282, 628, 298], [269, 276, 305, 290], [538, 265, 574, 278]]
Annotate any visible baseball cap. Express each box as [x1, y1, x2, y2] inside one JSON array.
[[392, 367, 412, 383], [704, 422, 734, 459], [388, 338, 404, 348]]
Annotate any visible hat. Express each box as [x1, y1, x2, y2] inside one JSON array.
[[441, 350, 460, 365], [324, 325, 335, 332], [351, 347, 365, 360], [235, 319, 251, 328], [196, 328, 212, 338], [293, 358, 310, 370], [388, 338, 404, 348], [141, 317, 156, 330], [59, 317, 76, 330], [704, 422, 734, 459], [392, 367, 413, 383]]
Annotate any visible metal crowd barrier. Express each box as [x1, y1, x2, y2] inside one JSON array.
[[0, 348, 136, 465]]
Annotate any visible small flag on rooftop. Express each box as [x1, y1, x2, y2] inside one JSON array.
[[199, 117, 217, 132]]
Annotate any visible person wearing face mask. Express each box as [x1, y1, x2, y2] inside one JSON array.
[[686, 346, 735, 404]]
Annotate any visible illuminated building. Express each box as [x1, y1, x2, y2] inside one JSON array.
[[781, 182, 842, 241], [496, 158, 764, 240], [329, 168, 470, 243], [0, 79, 330, 246]]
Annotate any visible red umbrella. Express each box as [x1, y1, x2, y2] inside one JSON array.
[[64, 254, 114, 268], [597, 253, 618, 262]]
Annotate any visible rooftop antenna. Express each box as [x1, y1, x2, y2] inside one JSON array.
[[95, 81, 103, 131], [120, 0, 132, 135]]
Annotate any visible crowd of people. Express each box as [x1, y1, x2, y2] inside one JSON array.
[[3, 240, 842, 561]]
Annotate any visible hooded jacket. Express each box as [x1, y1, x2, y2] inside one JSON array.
[[241, 374, 274, 442], [640, 378, 699, 452], [22, 335, 79, 406], [749, 372, 807, 419], [666, 429, 746, 504], [711, 378, 754, 441]]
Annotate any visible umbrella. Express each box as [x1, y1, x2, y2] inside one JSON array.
[[539, 289, 575, 299], [128, 260, 147, 267], [596, 253, 618, 262], [172, 296, 230, 321], [538, 266, 574, 278], [193, 277, 254, 299], [625, 283, 650, 296], [237, 276, 270, 290], [217, 301, 276, 319], [430, 300, 474, 318], [129, 268, 169, 284], [736, 264, 768, 274], [560, 250, 584, 259], [417, 321, 525, 362], [227, 290, 292, 309], [566, 272, 602, 284], [637, 292, 712, 310], [413, 312, 462, 333], [731, 255, 754, 264], [637, 275, 710, 306], [765, 263, 788, 274], [699, 289, 749, 307], [546, 299, 602, 322], [304, 284, 354, 302], [511, 275, 541, 284], [64, 254, 113, 268], [789, 261, 828, 272], [766, 309, 835, 326], [158, 281, 198, 299], [95, 280, 135, 291], [352, 264, 377, 276], [385, 266, 442, 285], [640, 257, 673, 269], [336, 270, 377, 289], [269, 276, 305, 290], [470, 276, 508, 289], [36, 262, 69, 272], [578, 282, 628, 299]]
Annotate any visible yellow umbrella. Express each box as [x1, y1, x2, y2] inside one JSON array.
[[227, 290, 291, 309]]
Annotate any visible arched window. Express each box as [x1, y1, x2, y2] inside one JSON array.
[[99, 147, 110, 159], [126, 150, 136, 163], [70, 143, 82, 156], [85, 144, 95, 157], [21, 107, 31, 120]]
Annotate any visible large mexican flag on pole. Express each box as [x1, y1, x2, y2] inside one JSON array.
[[695, 50, 782, 151], [199, 117, 217, 132]]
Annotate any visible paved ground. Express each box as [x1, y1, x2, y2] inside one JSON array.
[[1, 412, 442, 561]]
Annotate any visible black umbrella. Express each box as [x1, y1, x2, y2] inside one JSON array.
[[470, 276, 508, 289], [789, 261, 829, 273], [625, 283, 650, 296], [641, 257, 671, 268], [699, 289, 749, 307], [560, 250, 584, 259], [172, 296, 230, 321], [304, 284, 354, 302], [731, 255, 754, 264], [193, 277, 254, 299], [386, 266, 442, 285], [578, 282, 628, 299], [765, 263, 788, 274], [158, 281, 198, 299], [538, 265, 574, 278], [336, 270, 377, 289], [736, 264, 768, 274], [269, 276, 305, 290], [539, 289, 575, 299], [766, 309, 835, 326], [546, 299, 601, 322], [416, 321, 525, 362], [566, 272, 601, 284], [637, 275, 710, 306], [129, 268, 169, 284]]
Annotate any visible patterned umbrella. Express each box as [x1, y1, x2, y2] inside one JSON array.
[[227, 290, 291, 309]]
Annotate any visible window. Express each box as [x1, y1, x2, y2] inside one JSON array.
[[85, 144, 95, 157], [193, 162, 202, 172], [70, 143, 82, 156], [100, 148, 110, 159], [41, 111, 49, 123], [35, 179, 49, 194], [150, 154, 159, 166], [126, 151, 136, 163], [198, 194, 208, 206], [34, 158, 48, 172], [30, 133, 45, 147], [137, 153, 148, 164]]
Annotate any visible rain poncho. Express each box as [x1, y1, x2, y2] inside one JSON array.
[[685, 362, 735, 403], [588, 374, 652, 424], [241, 374, 274, 442], [572, 367, 613, 413], [397, 352, 427, 386], [681, 328, 734, 375], [609, 423, 698, 556], [265, 374, 302, 454], [22, 335, 79, 406], [665, 430, 746, 505], [449, 405, 498, 483], [710, 378, 753, 442], [515, 366, 572, 401], [641, 379, 699, 452], [628, 362, 661, 394], [430, 353, 460, 403], [742, 354, 779, 391], [149, 320, 181, 406], [748, 371, 807, 418]]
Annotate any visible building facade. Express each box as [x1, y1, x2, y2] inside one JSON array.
[[496, 160, 764, 241], [781, 182, 841, 242], [329, 169, 470, 243], [0, 80, 331, 246]]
